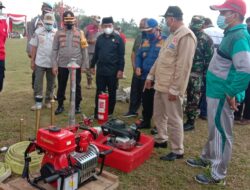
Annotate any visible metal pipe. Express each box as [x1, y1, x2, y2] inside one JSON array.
[[50, 98, 56, 126], [35, 109, 41, 136], [35, 95, 43, 136], [67, 59, 80, 126], [20, 118, 24, 141]]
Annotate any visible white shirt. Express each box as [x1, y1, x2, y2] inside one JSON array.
[[29, 27, 56, 68], [204, 26, 224, 47]]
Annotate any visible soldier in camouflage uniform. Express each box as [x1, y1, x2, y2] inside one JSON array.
[[84, 15, 102, 89], [123, 18, 148, 118], [183, 15, 214, 131]]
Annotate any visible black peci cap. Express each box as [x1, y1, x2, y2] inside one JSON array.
[[102, 17, 114, 24], [161, 6, 183, 18]]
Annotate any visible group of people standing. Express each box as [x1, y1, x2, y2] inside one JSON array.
[[124, 0, 250, 186], [25, 2, 125, 117], [1, 0, 250, 187]]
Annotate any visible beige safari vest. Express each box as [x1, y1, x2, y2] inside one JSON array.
[[147, 25, 197, 96]]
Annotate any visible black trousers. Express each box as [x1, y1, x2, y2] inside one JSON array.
[[32, 71, 35, 89], [235, 82, 250, 120], [0, 60, 5, 92], [141, 80, 155, 124], [95, 75, 118, 115], [128, 73, 143, 113], [56, 67, 82, 107]]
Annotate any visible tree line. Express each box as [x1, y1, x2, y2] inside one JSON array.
[[53, 2, 140, 38]]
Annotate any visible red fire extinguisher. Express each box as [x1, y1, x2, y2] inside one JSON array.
[[98, 92, 109, 125]]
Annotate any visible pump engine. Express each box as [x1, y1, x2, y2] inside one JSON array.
[[22, 126, 111, 190], [101, 119, 141, 150]]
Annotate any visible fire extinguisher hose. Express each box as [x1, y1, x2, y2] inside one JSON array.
[[0, 162, 11, 182], [5, 141, 43, 175]]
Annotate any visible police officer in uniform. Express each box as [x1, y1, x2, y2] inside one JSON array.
[[183, 15, 214, 131], [84, 15, 102, 89], [123, 18, 148, 118], [52, 11, 89, 115]]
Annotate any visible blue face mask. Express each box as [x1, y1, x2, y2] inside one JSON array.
[[217, 15, 228, 29], [217, 14, 234, 30], [44, 24, 53, 31], [141, 31, 147, 39], [146, 33, 156, 41]]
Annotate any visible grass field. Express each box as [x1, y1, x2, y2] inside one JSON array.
[[0, 38, 250, 190]]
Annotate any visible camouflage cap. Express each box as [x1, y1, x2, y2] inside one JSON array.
[[0, 1, 5, 9], [43, 1, 53, 9], [42, 1, 53, 13], [139, 18, 148, 30], [190, 15, 205, 30], [91, 15, 101, 23]]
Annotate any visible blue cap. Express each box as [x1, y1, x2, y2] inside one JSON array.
[[142, 18, 158, 31]]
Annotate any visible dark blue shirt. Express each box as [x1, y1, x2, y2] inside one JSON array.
[[135, 36, 165, 80]]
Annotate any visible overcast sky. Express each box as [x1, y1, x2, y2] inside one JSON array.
[[3, 0, 250, 25]]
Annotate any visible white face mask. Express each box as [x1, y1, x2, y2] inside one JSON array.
[[104, 27, 113, 35]]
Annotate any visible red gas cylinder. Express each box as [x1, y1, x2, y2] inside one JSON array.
[[98, 93, 109, 125]]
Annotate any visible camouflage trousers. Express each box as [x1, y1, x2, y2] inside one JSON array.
[[86, 53, 94, 86], [185, 74, 203, 120]]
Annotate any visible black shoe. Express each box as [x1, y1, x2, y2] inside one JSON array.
[[160, 152, 184, 161], [75, 107, 81, 114], [186, 158, 210, 168], [184, 119, 195, 131], [55, 106, 64, 115], [123, 111, 138, 118], [154, 141, 168, 148], [195, 173, 226, 186], [184, 123, 195, 131], [151, 127, 158, 135], [137, 121, 151, 129]]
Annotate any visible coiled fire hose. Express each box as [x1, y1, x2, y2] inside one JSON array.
[[0, 162, 11, 182], [5, 141, 43, 175]]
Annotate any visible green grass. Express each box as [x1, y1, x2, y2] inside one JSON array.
[[1, 38, 250, 190]]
